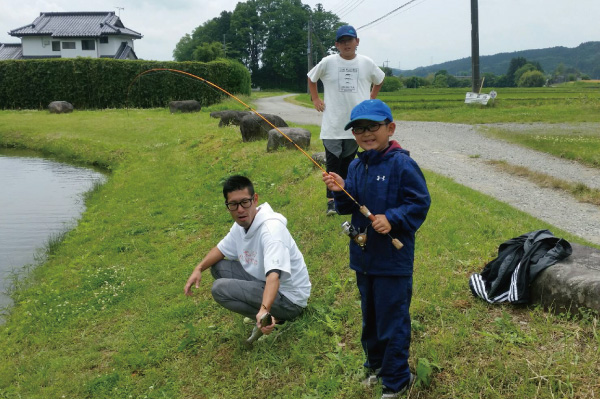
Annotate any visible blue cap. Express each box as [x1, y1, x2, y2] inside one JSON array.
[[344, 99, 393, 130], [336, 25, 357, 41]]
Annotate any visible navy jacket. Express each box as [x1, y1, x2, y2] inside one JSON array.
[[334, 141, 431, 276], [469, 229, 572, 304]]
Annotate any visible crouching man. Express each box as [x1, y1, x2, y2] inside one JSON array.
[[184, 175, 311, 343]]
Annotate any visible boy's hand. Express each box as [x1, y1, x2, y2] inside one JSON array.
[[372, 214, 392, 235], [322, 171, 344, 191], [312, 98, 325, 112]]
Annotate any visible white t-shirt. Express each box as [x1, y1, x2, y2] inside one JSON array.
[[307, 54, 385, 140], [217, 202, 311, 307]]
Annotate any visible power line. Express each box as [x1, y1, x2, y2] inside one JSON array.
[[356, 0, 426, 31], [336, 0, 367, 19]]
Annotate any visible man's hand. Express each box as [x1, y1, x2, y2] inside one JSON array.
[[371, 214, 392, 235], [256, 309, 276, 335], [322, 171, 344, 192], [183, 269, 202, 296], [312, 98, 325, 112]]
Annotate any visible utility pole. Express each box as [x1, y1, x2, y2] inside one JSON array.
[[470, 0, 481, 92], [307, 15, 313, 94], [223, 34, 227, 58], [115, 7, 124, 17]]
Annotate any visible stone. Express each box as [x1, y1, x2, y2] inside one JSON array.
[[267, 128, 311, 152], [530, 243, 600, 314], [48, 101, 73, 114], [311, 152, 326, 167], [169, 100, 201, 113], [209, 110, 252, 127], [239, 113, 288, 142]]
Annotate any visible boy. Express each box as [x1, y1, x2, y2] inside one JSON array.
[[308, 25, 385, 216], [322, 100, 430, 398]]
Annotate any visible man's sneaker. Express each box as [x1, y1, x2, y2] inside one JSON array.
[[326, 201, 337, 216], [380, 373, 415, 398], [361, 367, 381, 387]]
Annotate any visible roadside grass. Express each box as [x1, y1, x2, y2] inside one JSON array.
[[479, 125, 600, 169], [486, 160, 600, 206], [0, 105, 598, 398]]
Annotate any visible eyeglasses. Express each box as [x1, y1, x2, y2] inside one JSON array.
[[225, 197, 253, 211], [352, 123, 387, 135]]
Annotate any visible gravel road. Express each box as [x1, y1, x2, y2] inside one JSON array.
[[254, 94, 600, 245]]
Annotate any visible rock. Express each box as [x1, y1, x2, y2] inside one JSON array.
[[530, 243, 600, 314], [48, 101, 73, 114], [209, 110, 252, 127], [267, 128, 311, 152], [239, 113, 288, 142], [311, 152, 326, 167], [169, 100, 201, 113]]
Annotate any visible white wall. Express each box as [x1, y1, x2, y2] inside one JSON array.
[[20, 36, 134, 58]]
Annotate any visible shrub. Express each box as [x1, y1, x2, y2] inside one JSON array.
[[381, 76, 403, 92], [518, 70, 546, 87], [0, 58, 251, 110]]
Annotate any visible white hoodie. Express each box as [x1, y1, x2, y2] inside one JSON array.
[[217, 202, 311, 307]]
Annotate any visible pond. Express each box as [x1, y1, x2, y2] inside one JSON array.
[[0, 150, 106, 315]]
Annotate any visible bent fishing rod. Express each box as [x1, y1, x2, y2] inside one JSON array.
[[127, 68, 403, 250]]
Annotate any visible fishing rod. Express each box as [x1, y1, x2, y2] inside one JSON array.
[[127, 68, 403, 250]]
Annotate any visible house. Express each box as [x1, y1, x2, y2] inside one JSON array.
[[4, 11, 142, 60]]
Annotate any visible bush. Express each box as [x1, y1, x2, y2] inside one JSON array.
[[518, 70, 546, 87], [0, 58, 251, 110], [381, 76, 403, 92]]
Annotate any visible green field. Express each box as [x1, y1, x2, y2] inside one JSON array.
[[294, 81, 600, 124], [0, 88, 599, 398]]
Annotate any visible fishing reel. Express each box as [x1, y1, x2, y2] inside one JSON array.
[[341, 221, 367, 249]]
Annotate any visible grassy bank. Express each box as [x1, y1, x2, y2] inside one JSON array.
[[0, 101, 598, 398]]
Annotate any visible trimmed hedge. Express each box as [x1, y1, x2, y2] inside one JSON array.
[[0, 58, 251, 110]]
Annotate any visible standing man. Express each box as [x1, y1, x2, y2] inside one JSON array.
[[184, 175, 311, 343], [307, 25, 385, 216]]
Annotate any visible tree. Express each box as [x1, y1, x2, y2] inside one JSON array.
[[380, 76, 402, 92], [381, 66, 394, 77], [172, 0, 340, 91], [404, 76, 427, 88], [506, 57, 528, 87], [518, 70, 546, 87], [192, 42, 225, 62], [513, 63, 537, 85]]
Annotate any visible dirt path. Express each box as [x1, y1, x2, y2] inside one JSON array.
[[254, 94, 600, 245]]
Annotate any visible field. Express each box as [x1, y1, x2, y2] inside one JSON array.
[[0, 85, 599, 398], [294, 81, 600, 124]]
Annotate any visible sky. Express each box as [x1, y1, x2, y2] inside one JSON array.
[[1, 0, 599, 71]]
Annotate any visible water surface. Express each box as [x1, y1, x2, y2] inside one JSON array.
[[0, 151, 106, 313]]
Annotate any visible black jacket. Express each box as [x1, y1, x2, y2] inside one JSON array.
[[469, 230, 572, 304]]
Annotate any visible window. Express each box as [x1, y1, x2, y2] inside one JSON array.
[[52, 41, 60, 51], [81, 40, 95, 50], [99, 37, 108, 44], [62, 42, 76, 50]]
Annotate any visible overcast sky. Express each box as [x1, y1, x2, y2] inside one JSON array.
[[1, 0, 598, 71]]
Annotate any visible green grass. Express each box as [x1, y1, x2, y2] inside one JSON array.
[[0, 99, 599, 398], [294, 82, 600, 124], [480, 126, 600, 168]]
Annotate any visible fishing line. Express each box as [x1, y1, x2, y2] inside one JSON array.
[[127, 68, 403, 250]]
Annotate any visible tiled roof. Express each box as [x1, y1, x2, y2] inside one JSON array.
[[0, 43, 23, 59], [9, 12, 142, 39], [114, 42, 137, 59]]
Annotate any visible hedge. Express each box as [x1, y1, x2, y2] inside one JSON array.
[[0, 58, 251, 110]]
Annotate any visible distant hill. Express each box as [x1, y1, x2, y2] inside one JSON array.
[[394, 42, 600, 79]]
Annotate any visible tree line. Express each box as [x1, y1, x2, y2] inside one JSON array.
[[381, 57, 593, 91], [173, 0, 341, 92]]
